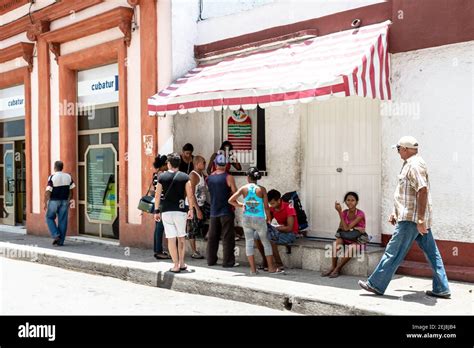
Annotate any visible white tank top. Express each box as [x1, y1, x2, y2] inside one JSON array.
[[185, 170, 207, 207]]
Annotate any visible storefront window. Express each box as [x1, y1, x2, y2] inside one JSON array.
[[78, 107, 118, 131], [0, 119, 25, 138], [85, 145, 117, 223]]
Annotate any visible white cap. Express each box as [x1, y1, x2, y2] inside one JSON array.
[[392, 136, 419, 149]]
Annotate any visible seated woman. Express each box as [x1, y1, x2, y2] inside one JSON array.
[[322, 191, 366, 278]]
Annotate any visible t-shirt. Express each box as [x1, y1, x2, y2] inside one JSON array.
[[158, 171, 189, 212], [270, 201, 299, 234], [46, 172, 75, 200], [178, 155, 194, 174], [342, 209, 366, 229]]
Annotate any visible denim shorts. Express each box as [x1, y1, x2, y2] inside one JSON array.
[[254, 227, 296, 245]]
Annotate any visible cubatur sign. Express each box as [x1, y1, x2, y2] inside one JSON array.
[[78, 75, 119, 97], [0, 95, 24, 112]]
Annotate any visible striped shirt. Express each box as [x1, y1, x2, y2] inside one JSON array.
[[393, 154, 432, 228], [46, 171, 75, 200]]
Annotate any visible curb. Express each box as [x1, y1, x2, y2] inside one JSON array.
[[0, 242, 379, 315]]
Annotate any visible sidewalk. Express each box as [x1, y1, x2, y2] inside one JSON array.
[[0, 229, 472, 315]]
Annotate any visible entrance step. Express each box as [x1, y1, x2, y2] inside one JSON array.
[[398, 260, 474, 283], [191, 238, 385, 277]]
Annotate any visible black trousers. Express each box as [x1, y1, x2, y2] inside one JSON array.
[[207, 215, 235, 267]]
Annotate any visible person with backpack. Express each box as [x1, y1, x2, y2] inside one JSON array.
[[228, 167, 283, 275]]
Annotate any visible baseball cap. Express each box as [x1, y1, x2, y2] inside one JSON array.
[[392, 136, 419, 149], [214, 154, 227, 166]]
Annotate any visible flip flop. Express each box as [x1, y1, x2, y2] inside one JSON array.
[[168, 268, 180, 273], [179, 265, 188, 271]]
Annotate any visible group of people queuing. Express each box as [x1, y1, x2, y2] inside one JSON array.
[[43, 136, 451, 298], [150, 141, 300, 275]]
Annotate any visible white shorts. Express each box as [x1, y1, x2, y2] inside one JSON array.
[[161, 211, 187, 238]]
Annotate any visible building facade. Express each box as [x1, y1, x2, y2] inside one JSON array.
[[1, 0, 472, 280], [165, 0, 473, 280]]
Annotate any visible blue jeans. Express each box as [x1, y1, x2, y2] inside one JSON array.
[[154, 220, 165, 253], [46, 200, 69, 245], [368, 221, 450, 295]]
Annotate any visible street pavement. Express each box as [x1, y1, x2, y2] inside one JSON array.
[[0, 258, 294, 315], [0, 228, 472, 315]]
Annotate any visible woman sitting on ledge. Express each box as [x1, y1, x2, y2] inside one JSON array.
[[322, 191, 366, 278]]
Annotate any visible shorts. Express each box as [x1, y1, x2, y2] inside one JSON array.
[[161, 211, 187, 238], [254, 225, 297, 245]]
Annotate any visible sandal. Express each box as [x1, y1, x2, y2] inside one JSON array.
[[269, 268, 285, 275], [191, 252, 204, 259], [154, 253, 170, 260], [321, 269, 334, 277], [168, 268, 180, 273], [179, 265, 188, 271], [257, 265, 268, 271]]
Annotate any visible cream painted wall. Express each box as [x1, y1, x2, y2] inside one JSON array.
[[126, 6, 142, 224], [31, 55, 40, 214], [157, 0, 174, 155], [0, 32, 28, 49], [197, 0, 385, 45], [0, 57, 27, 73], [49, 55, 60, 174], [381, 41, 474, 242], [49, 0, 132, 31], [0, 0, 55, 26], [60, 28, 125, 56]]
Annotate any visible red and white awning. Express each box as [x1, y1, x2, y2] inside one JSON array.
[[148, 20, 391, 116]]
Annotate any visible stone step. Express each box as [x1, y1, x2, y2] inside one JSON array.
[[190, 238, 385, 277]]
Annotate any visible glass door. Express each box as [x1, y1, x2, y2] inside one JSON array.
[[78, 106, 119, 239], [0, 142, 15, 226]]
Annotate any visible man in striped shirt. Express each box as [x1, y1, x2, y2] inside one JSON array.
[[44, 161, 75, 246], [359, 136, 450, 298]]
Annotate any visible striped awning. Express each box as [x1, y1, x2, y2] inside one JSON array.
[[148, 20, 391, 116]]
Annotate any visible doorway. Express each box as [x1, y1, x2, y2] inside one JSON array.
[[77, 106, 119, 239], [302, 97, 382, 243], [0, 139, 26, 226]]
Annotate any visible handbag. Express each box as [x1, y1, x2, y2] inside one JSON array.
[[138, 179, 156, 214], [335, 229, 370, 244], [137, 172, 178, 214]]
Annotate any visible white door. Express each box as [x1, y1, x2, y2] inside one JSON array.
[[303, 96, 381, 243]]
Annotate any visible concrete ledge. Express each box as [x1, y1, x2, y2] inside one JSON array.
[[192, 238, 385, 277]]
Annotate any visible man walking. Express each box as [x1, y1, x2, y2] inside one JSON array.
[[359, 136, 450, 298], [154, 153, 195, 273], [206, 154, 239, 267], [44, 161, 75, 246]]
